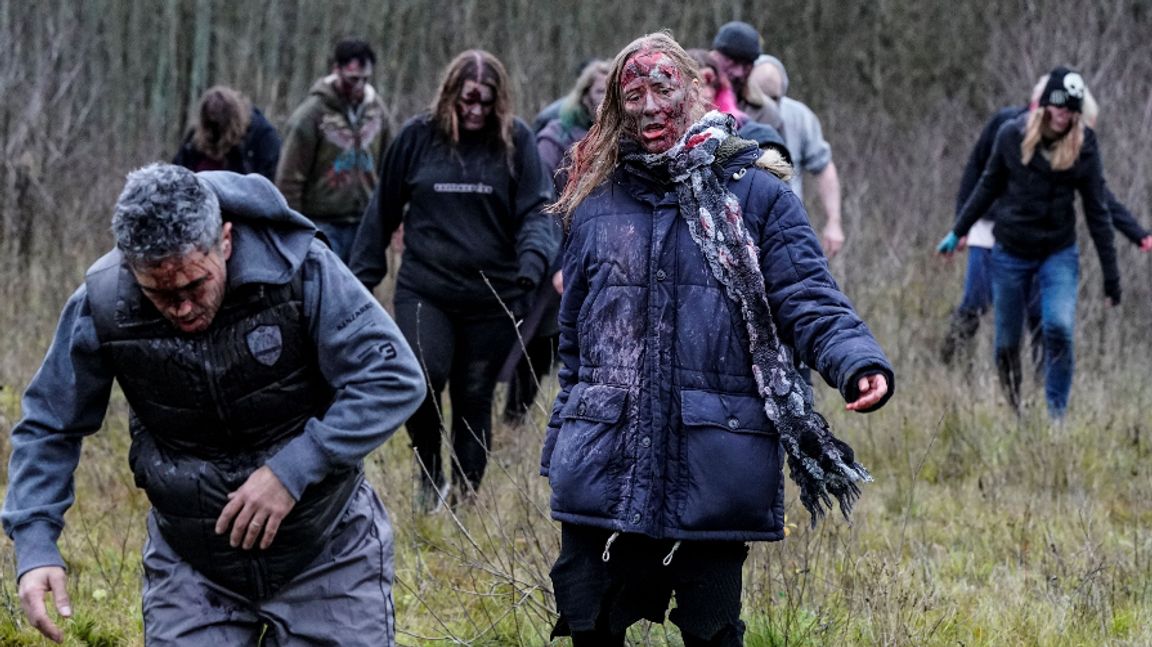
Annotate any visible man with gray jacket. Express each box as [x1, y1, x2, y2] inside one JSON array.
[[3, 164, 424, 645]]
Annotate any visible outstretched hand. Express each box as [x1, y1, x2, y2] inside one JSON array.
[[845, 373, 889, 412], [215, 466, 296, 550], [936, 232, 962, 255], [19, 565, 71, 643]]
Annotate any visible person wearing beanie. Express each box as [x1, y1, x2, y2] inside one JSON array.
[[939, 76, 1151, 369], [710, 21, 761, 96], [937, 67, 1119, 420], [744, 55, 846, 257]]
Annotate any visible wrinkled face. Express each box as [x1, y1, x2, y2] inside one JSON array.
[[334, 60, 372, 104], [711, 51, 753, 95], [457, 79, 495, 131], [582, 71, 609, 117], [1045, 105, 1074, 135], [620, 50, 692, 154], [131, 223, 232, 334]]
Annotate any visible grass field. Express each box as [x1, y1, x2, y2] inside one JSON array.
[[2, 313, 1151, 645], [3, 3, 1152, 642]]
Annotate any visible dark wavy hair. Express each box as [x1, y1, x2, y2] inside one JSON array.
[[191, 86, 251, 160]]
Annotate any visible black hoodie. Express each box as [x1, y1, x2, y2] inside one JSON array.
[[351, 114, 558, 307]]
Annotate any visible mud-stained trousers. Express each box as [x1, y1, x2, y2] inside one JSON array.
[[141, 480, 395, 646]]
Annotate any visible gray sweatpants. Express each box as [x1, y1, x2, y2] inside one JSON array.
[[141, 480, 395, 646]]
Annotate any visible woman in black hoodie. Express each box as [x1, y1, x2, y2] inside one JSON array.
[[351, 50, 558, 511], [938, 67, 1118, 420]]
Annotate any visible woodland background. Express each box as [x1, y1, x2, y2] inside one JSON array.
[[2, 1, 1152, 645]]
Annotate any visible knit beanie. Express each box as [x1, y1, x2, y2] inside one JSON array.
[[712, 21, 761, 63], [1038, 67, 1085, 113]]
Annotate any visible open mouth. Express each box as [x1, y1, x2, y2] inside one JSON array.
[[642, 122, 667, 140]]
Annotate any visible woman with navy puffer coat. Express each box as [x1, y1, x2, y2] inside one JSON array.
[[542, 32, 894, 647]]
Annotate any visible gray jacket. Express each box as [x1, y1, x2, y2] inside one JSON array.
[[2, 172, 425, 580]]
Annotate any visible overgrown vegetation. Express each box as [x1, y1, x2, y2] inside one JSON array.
[[2, 1, 1151, 645]]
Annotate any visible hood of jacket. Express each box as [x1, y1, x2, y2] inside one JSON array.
[[197, 170, 317, 288], [308, 74, 381, 113]]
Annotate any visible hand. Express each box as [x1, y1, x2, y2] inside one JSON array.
[[1140, 235, 1152, 252], [215, 466, 296, 550], [822, 222, 845, 258], [845, 373, 889, 412], [19, 566, 71, 643], [390, 224, 405, 253], [936, 232, 960, 255], [552, 270, 564, 295]]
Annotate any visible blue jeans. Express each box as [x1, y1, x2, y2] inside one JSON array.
[[942, 247, 1042, 368], [959, 246, 995, 314], [991, 244, 1078, 418], [314, 220, 360, 265]]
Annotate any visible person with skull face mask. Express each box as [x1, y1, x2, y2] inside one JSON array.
[[938, 67, 1119, 420]]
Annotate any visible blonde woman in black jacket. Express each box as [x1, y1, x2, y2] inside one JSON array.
[[939, 67, 1118, 420]]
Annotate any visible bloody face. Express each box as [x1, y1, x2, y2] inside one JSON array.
[[620, 50, 692, 154], [131, 223, 232, 334], [457, 79, 495, 131], [334, 60, 372, 105], [711, 50, 753, 95]]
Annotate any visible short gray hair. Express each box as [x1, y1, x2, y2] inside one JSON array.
[[112, 163, 222, 265]]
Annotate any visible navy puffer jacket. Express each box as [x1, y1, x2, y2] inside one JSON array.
[[542, 146, 893, 542]]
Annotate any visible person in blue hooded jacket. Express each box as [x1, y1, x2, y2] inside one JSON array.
[[2, 164, 424, 645], [172, 85, 281, 180], [542, 33, 894, 646]]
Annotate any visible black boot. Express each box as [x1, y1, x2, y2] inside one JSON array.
[[941, 308, 981, 365], [995, 346, 1022, 414]]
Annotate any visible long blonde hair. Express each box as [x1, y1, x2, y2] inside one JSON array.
[[550, 32, 705, 220], [1020, 107, 1084, 171], [191, 86, 251, 160]]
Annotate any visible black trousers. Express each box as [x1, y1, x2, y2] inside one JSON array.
[[550, 524, 748, 646], [503, 333, 559, 421], [394, 289, 517, 493]]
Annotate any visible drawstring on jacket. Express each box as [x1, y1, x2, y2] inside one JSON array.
[[601, 531, 620, 562], [599, 532, 682, 566]]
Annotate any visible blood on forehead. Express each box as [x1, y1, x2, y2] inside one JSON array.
[[619, 49, 682, 88]]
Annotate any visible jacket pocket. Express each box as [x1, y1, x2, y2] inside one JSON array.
[[548, 383, 629, 518], [676, 389, 784, 533]]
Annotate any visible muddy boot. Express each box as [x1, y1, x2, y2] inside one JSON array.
[[941, 309, 981, 365]]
